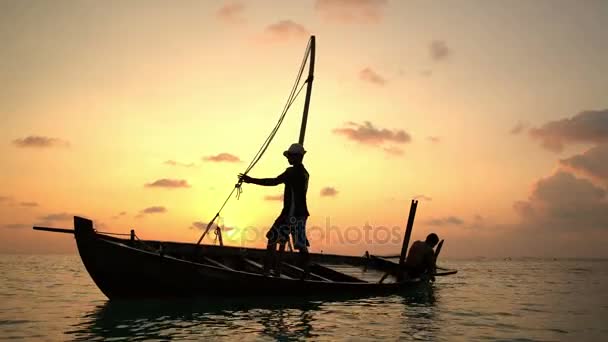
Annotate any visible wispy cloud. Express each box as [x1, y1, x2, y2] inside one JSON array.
[[190, 221, 234, 234], [217, 1, 245, 24], [427, 136, 441, 144], [38, 212, 72, 224], [203, 153, 241, 163], [141, 206, 167, 214], [261, 20, 309, 43], [320, 187, 338, 197], [359, 67, 387, 86], [333, 121, 411, 155], [315, 0, 388, 24], [112, 211, 127, 219], [264, 194, 284, 201], [12, 135, 70, 148], [164, 160, 196, 168], [2, 223, 30, 229], [145, 179, 191, 189], [510, 121, 529, 135], [382, 146, 404, 156], [429, 40, 450, 61], [425, 216, 464, 226], [413, 194, 432, 201], [420, 69, 433, 77], [137, 206, 167, 218], [19, 202, 38, 207], [0, 196, 10, 203], [529, 109, 608, 152]]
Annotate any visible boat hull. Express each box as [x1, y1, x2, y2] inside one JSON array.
[[73, 217, 429, 300]]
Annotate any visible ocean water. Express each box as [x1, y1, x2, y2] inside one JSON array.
[[1, 255, 607, 341]]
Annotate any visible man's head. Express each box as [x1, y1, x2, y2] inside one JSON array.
[[283, 143, 306, 165], [425, 233, 439, 247]]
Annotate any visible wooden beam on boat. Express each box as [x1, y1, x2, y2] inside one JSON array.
[[434, 239, 445, 259], [310, 264, 366, 283], [242, 258, 293, 279], [399, 199, 418, 268], [369, 255, 399, 272], [203, 256, 234, 271], [280, 262, 332, 282], [33, 226, 74, 234]]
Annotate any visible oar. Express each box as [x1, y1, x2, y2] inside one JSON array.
[[33, 227, 74, 234]]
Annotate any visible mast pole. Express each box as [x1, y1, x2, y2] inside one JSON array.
[[298, 35, 315, 146], [399, 199, 419, 267]]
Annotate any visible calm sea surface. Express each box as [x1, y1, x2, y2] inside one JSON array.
[[1, 255, 607, 341]]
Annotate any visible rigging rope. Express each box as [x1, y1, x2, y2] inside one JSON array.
[[196, 37, 314, 246]]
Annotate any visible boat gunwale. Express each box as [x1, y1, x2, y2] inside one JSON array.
[[92, 232, 424, 287]]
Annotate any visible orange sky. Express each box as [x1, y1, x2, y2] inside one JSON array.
[[2, 0, 608, 257]]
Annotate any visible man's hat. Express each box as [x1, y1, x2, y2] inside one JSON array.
[[283, 143, 306, 157]]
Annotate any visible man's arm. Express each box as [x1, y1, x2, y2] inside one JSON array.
[[240, 172, 286, 186], [424, 250, 437, 281]]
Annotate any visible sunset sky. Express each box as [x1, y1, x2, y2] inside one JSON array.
[[1, 0, 607, 257]]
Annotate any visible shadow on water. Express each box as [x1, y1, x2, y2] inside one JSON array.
[[67, 285, 438, 341]]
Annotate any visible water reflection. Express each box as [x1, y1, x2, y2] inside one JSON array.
[[68, 286, 438, 341]]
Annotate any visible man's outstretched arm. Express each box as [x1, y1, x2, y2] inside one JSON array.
[[239, 173, 285, 186]]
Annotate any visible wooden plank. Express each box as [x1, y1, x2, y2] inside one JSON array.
[[33, 226, 74, 234], [203, 256, 233, 271], [311, 264, 366, 283], [243, 258, 293, 279], [281, 262, 332, 282]]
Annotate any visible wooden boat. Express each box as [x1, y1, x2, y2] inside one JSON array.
[[34, 214, 456, 300], [32, 36, 457, 300]]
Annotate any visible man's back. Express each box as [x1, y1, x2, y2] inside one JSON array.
[[280, 164, 309, 217], [404, 240, 435, 275]]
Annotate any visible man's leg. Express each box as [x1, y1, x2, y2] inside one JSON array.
[[275, 242, 286, 276], [263, 241, 277, 276], [299, 246, 310, 280]]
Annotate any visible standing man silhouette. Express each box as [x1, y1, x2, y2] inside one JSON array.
[[239, 143, 310, 277]]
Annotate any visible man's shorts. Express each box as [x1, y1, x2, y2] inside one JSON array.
[[266, 216, 309, 249]]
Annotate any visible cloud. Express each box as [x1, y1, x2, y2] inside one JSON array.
[[429, 40, 450, 61], [333, 121, 411, 155], [427, 136, 441, 143], [420, 69, 433, 77], [261, 20, 309, 43], [359, 67, 387, 86], [217, 1, 245, 23], [190, 221, 233, 232], [2, 223, 30, 229], [0, 196, 10, 203], [203, 153, 241, 163], [320, 187, 338, 197], [510, 121, 529, 135], [529, 109, 608, 152], [513, 171, 608, 231], [314, 0, 388, 24], [264, 194, 284, 201], [112, 211, 127, 219], [560, 144, 608, 184], [382, 146, 404, 155], [413, 194, 432, 201], [425, 216, 464, 226], [12, 135, 70, 148], [141, 206, 167, 214], [164, 160, 196, 168], [145, 179, 191, 189], [38, 212, 72, 224], [19, 202, 38, 207]]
